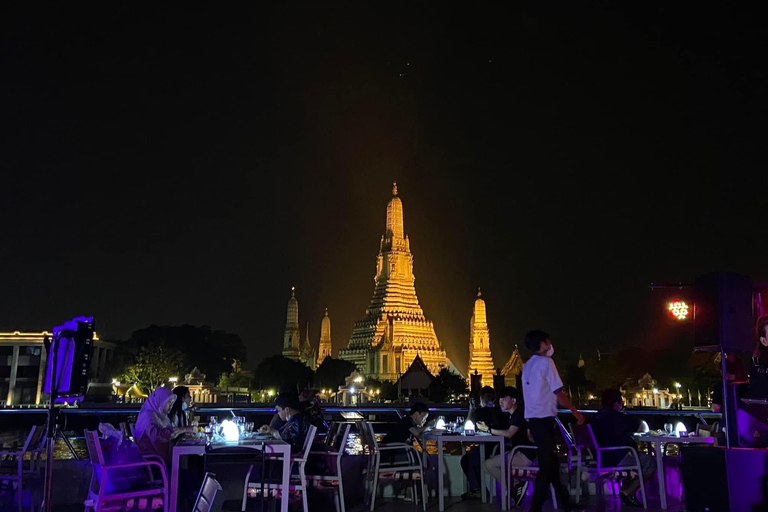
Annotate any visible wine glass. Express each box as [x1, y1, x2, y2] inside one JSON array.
[[664, 423, 674, 435]]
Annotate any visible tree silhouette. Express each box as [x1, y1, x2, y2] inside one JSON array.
[[314, 357, 356, 389]]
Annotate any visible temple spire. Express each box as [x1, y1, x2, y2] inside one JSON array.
[[282, 286, 301, 360], [468, 288, 495, 385], [340, 183, 447, 380]]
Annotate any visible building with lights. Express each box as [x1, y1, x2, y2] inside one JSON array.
[[339, 183, 449, 380], [0, 330, 116, 406], [316, 308, 332, 367], [467, 289, 496, 385], [281, 287, 326, 370]]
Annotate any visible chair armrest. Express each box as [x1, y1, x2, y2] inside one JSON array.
[[142, 454, 166, 465], [598, 446, 637, 452]]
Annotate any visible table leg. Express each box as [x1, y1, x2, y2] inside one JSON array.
[[479, 443, 487, 504], [170, 450, 181, 512], [438, 438, 445, 512], [655, 439, 667, 509], [280, 446, 290, 512], [499, 441, 506, 511]]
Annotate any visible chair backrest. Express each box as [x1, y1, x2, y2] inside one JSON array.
[[83, 429, 106, 465], [363, 420, 380, 451], [355, 420, 372, 456], [20, 425, 41, 453], [193, 472, 225, 512], [331, 423, 352, 453], [570, 423, 600, 461], [555, 417, 576, 450], [298, 424, 318, 458], [324, 421, 339, 447]]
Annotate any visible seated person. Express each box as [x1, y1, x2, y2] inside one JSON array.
[[382, 402, 432, 499], [260, 393, 327, 475], [300, 388, 329, 433], [481, 386, 537, 507], [591, 389, 655, 508], [134, 386, 196, 466], [383, 402, 432, 445], [168, 385, 194, 428], [460, 386, 505, 500], [748, 315, 768, 400]]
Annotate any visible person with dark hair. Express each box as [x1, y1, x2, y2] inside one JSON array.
[[469, 385, 503, 427], [383, 402, 433, 444], [522, 330, 584, 512], [382, 402, 433, 500], [591, 389, 655, 507], [168, 385, 193, 428], [460, 386, 505, 500], [260, 393, 310, 454], [299, 388, 329, 433], [748, 315, 768, 399], [481, 386, 537, 507]]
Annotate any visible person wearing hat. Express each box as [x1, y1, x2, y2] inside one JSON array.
[[522, 330, 584, 512]]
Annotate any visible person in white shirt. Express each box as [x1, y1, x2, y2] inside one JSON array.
[[522, 329, 584, 512]]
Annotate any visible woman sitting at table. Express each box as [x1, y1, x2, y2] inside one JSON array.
[[134, 386, 196, 466]]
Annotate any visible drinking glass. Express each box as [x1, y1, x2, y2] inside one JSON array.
[[664, 423, 674, 435], [246, 422, 254, 434]]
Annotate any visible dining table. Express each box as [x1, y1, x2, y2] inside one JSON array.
[[422, 431, 508, 511], [170, 434, 291, 512], [633, 432, 715, 510]]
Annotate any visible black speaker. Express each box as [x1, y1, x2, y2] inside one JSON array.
[[43, 316, 95, 399], [693, 272, 754, 352], [681, 446, 768, 511]]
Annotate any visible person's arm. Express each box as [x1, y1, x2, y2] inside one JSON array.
[[555, 389, 584, 424], [477, 421, 519, 439]]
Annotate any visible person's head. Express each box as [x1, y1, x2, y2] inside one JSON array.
[[755, 315, 768, 362], [524, 330, 553, 356], [479, 386, 495, 406], [602, 389, 624, 411], [409, 402, 430, 426], [172, 386, 192, 410], [145, 386, 176, 416], [275, 393, 301, 421], [497, 386, 520, 411]]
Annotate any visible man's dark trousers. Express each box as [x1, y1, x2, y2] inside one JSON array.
[[527, 417, 572, 511]]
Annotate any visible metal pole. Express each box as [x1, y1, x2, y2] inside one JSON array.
[[720, 348, 730, 449], [42, 337, 57, 512]]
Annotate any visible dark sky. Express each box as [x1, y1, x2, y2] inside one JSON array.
[[2, 3, 766, 373]]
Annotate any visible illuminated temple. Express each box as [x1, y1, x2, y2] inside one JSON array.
[[468, 288, 496, 385], [339, 183, 448, 381]]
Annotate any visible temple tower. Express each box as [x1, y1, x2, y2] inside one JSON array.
[[339, 182, 448, 380], [300, 322, 317, 370], [317, 308, 332, 367], [468, 288, 496, 385], [282, 287, 301, 361]]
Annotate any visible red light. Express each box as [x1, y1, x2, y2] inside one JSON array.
[[667, 300, 689, 320]]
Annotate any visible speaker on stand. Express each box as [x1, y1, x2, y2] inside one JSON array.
[[41, 316, 95, 512]]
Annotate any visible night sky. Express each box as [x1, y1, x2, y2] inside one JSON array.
[[2, 3, 766, 373]]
